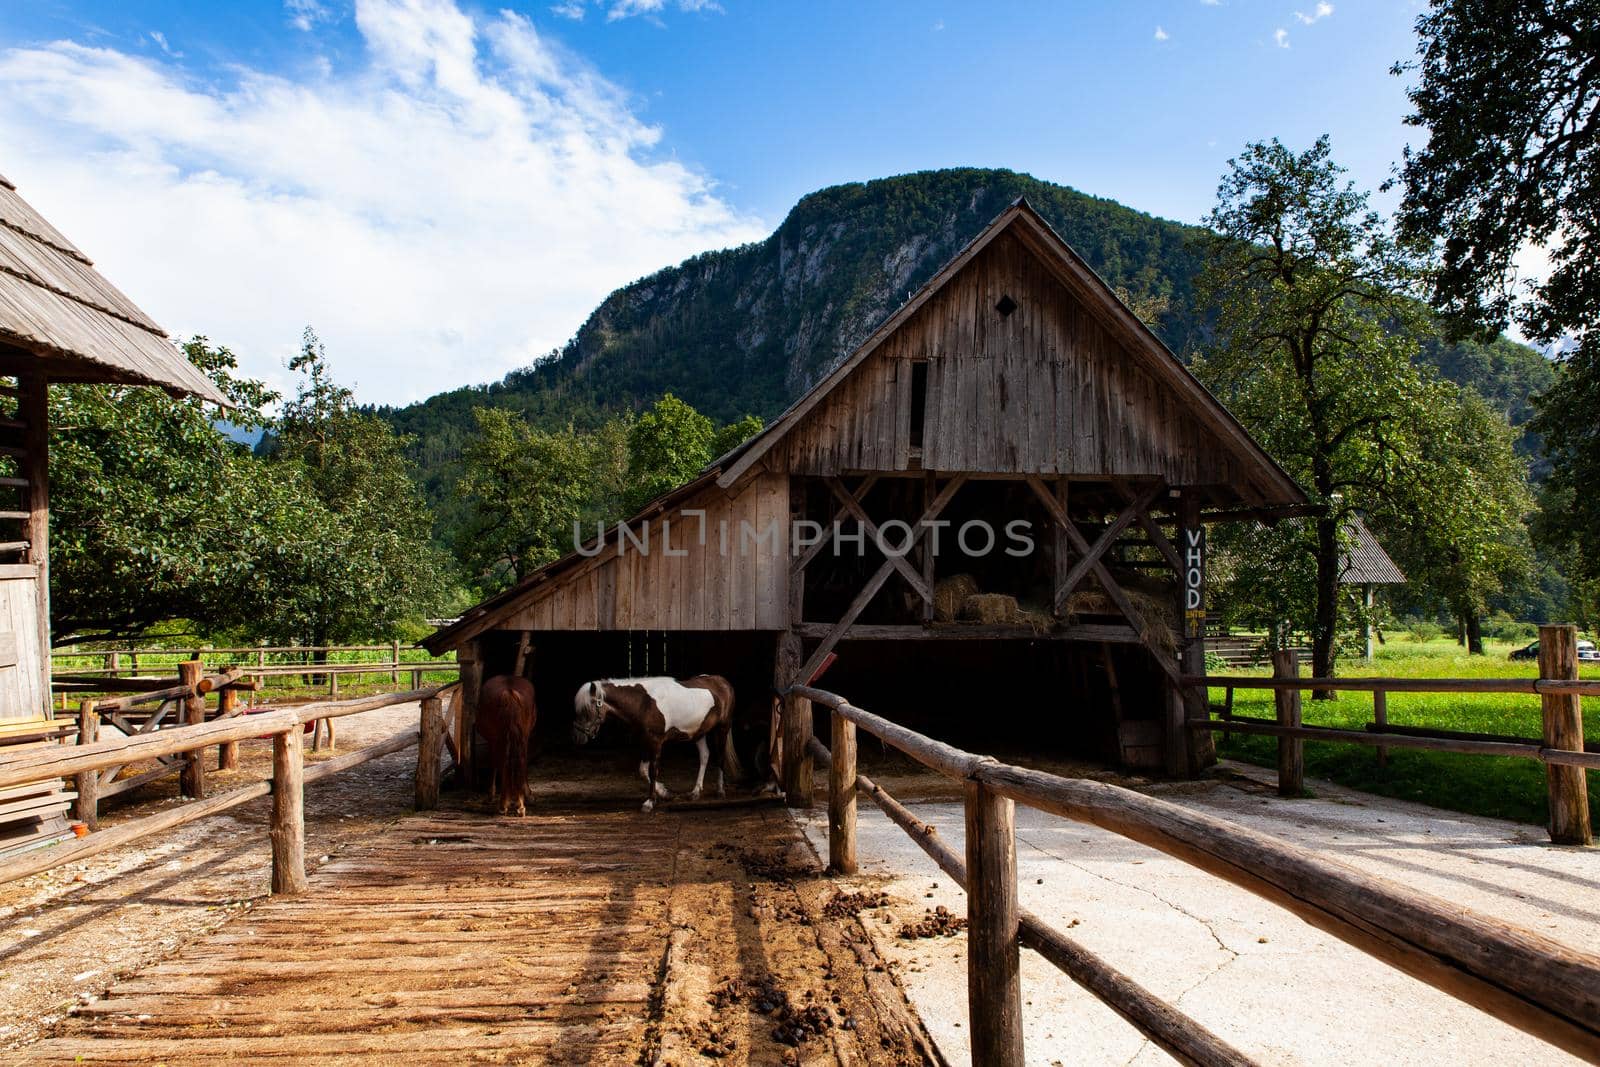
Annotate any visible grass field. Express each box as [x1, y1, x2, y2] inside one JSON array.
[[1211, 637, 1600, 826]]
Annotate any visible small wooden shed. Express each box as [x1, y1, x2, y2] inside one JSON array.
[[0, 170, 227, 852], [426, 200, 1309, 797]]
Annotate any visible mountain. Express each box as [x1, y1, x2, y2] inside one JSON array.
[[377, 168, 1555, 499]]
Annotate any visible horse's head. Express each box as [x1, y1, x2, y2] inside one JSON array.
[[572, 681, 607, 744]]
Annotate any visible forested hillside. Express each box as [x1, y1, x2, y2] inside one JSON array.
[[376, 168, 1554, 503]]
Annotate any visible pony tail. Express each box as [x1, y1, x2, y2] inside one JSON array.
[[721, 723, 745, 783]]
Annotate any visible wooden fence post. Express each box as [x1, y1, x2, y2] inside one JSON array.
[[1373, 689, 1389, 770], [1273, 649, 1303, 797], [392, 639, 401, 685], [73, 700, 98, 830], [271, 726, 308, 894], [178, 659, 206, 799], [829, 708, 857, 874], [964, 778, 1024, 1066], [217, 686, 239, 770], [777, 631, 813, 807], [416, 694, 444, 811], [1539, 625, 1592, 846]]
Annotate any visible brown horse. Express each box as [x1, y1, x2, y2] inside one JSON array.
[[477, 674, 538, 816], [572, 674, 741, 812]]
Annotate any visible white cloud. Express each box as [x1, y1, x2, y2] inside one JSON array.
[[285, 0, 334, 32], [932, 19, 945, 31], [0, 0, 765, 406], [1200, 0, 1221, 5], [146, 30, 181, 58], [1274, 27, 1290, 47], [1153, 25, 1169, 40], [1295, 2, 1334, 24], [551, 0, 723, 21]]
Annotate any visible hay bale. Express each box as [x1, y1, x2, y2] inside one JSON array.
[[933, 574, 980, 622], [960, 593, 1018, 623], [1013, 607, 1055, 634]]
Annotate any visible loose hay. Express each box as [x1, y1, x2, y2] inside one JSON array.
[[1065, 584, 1179, 656]]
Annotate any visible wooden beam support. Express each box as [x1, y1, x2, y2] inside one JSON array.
[[178, 660, 205, 799], [825, 476, 932, 605], [965, 778, 1024, 1066], [1028, 477, 1182, 687], [777, 630, 812, 807], [1273, 650, 1304, 797], [73, 700, 98, 830], [1539, 625, 1592, 845], [270, 725, 307, 895], [416, 693, 446, 810], [829, 707, 857, 874], [18, 374, 49, 713], [798, 475, 966, 684]]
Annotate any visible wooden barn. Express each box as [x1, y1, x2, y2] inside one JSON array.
[[425, 200, 1309, 800], [0, 170, 227, 854]]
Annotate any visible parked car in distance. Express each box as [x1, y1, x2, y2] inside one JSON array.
[[1509, 638, 1600, 663]]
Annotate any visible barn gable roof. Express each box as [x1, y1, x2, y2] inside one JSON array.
[[424, 200, 1312, 654], [713, 199, 1306, 505], [0, 171, 228, 404]]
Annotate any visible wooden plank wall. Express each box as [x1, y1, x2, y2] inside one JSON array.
[[779, 231, 1237, 487], [501, 471, 789, 632], [0, 564, 43, 720]]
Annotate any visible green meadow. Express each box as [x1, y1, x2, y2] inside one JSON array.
[[1210, 637, 1600, 826]]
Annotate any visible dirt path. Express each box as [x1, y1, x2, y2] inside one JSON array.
[[4, 717, 937, 1064], [0, 703, 426, 1052]]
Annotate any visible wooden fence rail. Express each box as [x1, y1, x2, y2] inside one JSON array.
[[0, 685, 456, 889], [790, 680, 1600, 1065], [1186, 624, 1593, 844]]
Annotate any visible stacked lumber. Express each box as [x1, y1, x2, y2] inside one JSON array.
[[0, 715, 76, 857]]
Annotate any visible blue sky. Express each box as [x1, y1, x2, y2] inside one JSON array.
[[0, 1, 1427, 404]]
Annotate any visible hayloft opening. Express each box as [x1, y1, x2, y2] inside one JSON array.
[[908, 359, 928, 448], [995, 293, 1018, 317]]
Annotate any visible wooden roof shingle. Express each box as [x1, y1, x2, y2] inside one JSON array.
[[0, 173, 227, 404]]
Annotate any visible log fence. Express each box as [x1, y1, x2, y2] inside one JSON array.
[[1187, 624, 1595, 844], [793, 674, 1600, 1066], [0, 685, 457, 889]]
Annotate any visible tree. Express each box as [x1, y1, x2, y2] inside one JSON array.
[[252, 329, 450, 648], [454, 408, 590, 591], [48, 338, 292, 644], [1195, 137, 1438, 683], [1372, 388, 1536, 652], [1393, 1, 1600, 606], [622, 394, 762, 514]]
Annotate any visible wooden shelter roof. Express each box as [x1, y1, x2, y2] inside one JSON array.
[[0, 171, 227, 404], [714, 199, 1307, 506], [1340, 514, 1406, 585]]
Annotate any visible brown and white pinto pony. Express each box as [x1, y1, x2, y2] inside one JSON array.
[[476, 674, 537, 816], [572, 675, 741, 812]]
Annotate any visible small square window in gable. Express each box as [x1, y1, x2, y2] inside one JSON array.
[[995, 294, 1018, 318]]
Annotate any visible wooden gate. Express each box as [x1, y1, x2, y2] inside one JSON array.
[[0, 561, 45, 719]]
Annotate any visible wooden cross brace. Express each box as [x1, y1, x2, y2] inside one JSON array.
[[825, 477, 934, 604], [797, 475, 968, 684], [1026, 476, 1182, 685]]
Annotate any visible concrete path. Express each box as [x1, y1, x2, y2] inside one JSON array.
[[798, 764, 1600, 1066]]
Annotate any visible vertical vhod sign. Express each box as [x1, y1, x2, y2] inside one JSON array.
[[1183, 525, 1206, 638]]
